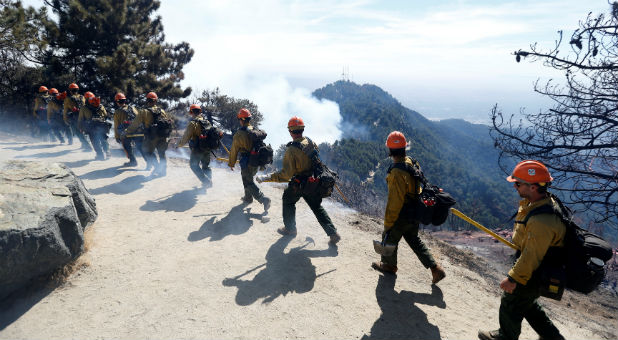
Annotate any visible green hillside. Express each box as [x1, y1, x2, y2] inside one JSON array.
[[312, 80, 518, 228]]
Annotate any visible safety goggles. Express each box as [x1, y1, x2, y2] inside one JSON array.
[[191, 109, 201, 114], [116, 99, 127, 104]]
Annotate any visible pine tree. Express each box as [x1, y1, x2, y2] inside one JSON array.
[[37, 0, 193, 105]]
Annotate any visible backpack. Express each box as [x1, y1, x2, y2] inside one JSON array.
[[517, 194, 612, 299], [67, 95, 82, 117], [246, 127, 273, 167], [86, 105, 111, 134], [117, 106, 137, 132], [389, 159, 456, 226], [147, 107, 173, 138], [288, 137, 338, 198], [195, 119, 222, 150]]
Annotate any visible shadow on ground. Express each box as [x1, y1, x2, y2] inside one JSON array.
[[3, 144, 57, 151], [361, 274, 446, 340], [15, 149, 72, 159], [0, 276, 63, 331], [80, 165, 125, 180], [89, 174, 149, 195], [140, 187, 202, 212], [222, 236, 338, 305], [188, 203, 267, 241]]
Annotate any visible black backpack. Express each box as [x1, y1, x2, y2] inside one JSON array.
[[147, 107, 173, 137], [117, 106, 137, 132], [288, 137, 338, 198], [517, 194, 612, 299], [246, 127, 273, 167], [389, 158, 456, 226], [195, 119, 222, 150]]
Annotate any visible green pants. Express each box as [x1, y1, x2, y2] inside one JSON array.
[[498, 277, 562, 340], [241, 166, 264, 202], [190, 149, 212, 184], [282, 185, 337, 236], [143, 135, 168, 171], [381, 217, 436, 269]]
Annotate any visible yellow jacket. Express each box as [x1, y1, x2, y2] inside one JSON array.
[[113, 104, 139, 139], [46, 99, 64, 121], [63, 94, 84, 123], [508, 196, 566, 285], [384, 156, 422, 230], [78, 104, 108, 130], [265, 136, 314, 183], [228, 126, 253, 167], [33, 94, 50, 118], [178, 116, 211, 148], [124, 105, 169, 135]]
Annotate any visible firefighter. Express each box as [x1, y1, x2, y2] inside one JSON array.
[[32, 85, 54, 141], [122, 92, 172, 176], [228, 108, 270, 209], [256, 116, 340, 244], [371, 131, 446, 284], [176, 104, 220, 189], [478, 160, 565, 340], [63, 83, 92, 151], [78, 95, 111, 160], [46, 88, 70, 144], [113, 92, 145, 166]]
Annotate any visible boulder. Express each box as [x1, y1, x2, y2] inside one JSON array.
[[0, 160, 97, 300]]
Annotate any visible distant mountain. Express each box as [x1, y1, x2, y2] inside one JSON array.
[[312, 80, 517, 227]]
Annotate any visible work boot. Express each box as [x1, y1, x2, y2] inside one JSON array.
[[329, 233, 341, 245], [277, 227, 297, 237], [241, 196, 253, 204], [261, 197, 271, 211], [478, 330, 504, 340], [371, 261, 397, 274], [123, 159, 138, 167], [431, 264, 446, 284], [95, 153, 105, 160]]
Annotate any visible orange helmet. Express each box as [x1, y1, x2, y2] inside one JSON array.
[[146, 92, 158, 100], [190, 104, 202, 113], [386, 131, 406, 149], [39, 86, 48, 93], [115, 93, 126, 101], [507, 160, 553, 185], [287, 116, 305, 130], [68, 83, 79, 90], [88, 96, 101, 107], [237, 108, 251, 119], [48, 88, 59, 95], [84, 91, 95, 100]]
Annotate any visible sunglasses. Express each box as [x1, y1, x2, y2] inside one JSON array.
[[191, 109, 201, 114], [117, 99, 127, 104], [515, 182, 531, 188]]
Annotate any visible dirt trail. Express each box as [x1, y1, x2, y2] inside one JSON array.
[[0, 132, 615, 340]]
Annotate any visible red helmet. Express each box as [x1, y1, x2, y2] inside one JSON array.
[[39, 86, 48, 93], [146, 92, 158, 100], [237, 108, 251, 119], [287, 116, 305, 130], [115, 93, 126, 101], [507, 160, 553, 185], [48, 88, 59, 95], [88, 96, 101, 107], [68, 83, 79, 90], [57, 91, 67, 101], [84, 91, 95, 100], [386, 131, 406, 149]]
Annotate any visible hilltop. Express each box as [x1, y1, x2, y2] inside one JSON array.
[[0, 131, 616, 340]]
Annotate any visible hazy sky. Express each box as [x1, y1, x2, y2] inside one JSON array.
[[23, 0, 613, 146]]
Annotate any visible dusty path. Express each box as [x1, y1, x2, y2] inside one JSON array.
[[0, 132, 615, 339]]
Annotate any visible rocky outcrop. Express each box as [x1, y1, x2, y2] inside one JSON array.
[[0, 160, 97, 300]]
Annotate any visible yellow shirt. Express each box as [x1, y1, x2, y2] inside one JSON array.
[[228, 126, 254, 167], [508, 196, 566, 285], [384, 156, 421, 230], [113, 105, 139, 139], [178, 116, 211, 148], [63, 94, 84, 123], [78, 105, 108, 130], [33, 94, 50, 118], [46, 99, 64, 121], [265, 136, 314, 183]]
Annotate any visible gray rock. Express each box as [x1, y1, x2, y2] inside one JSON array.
[[0, 160, 97, 300]]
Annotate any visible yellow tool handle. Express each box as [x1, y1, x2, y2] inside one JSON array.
[[125, 133, 144, 138], [450, 208, 519, 251], [335, 183, 350, 203], [221, 143, 231, 155]]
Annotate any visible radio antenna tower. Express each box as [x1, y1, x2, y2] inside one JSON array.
[[341, 66, 350, 81]]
